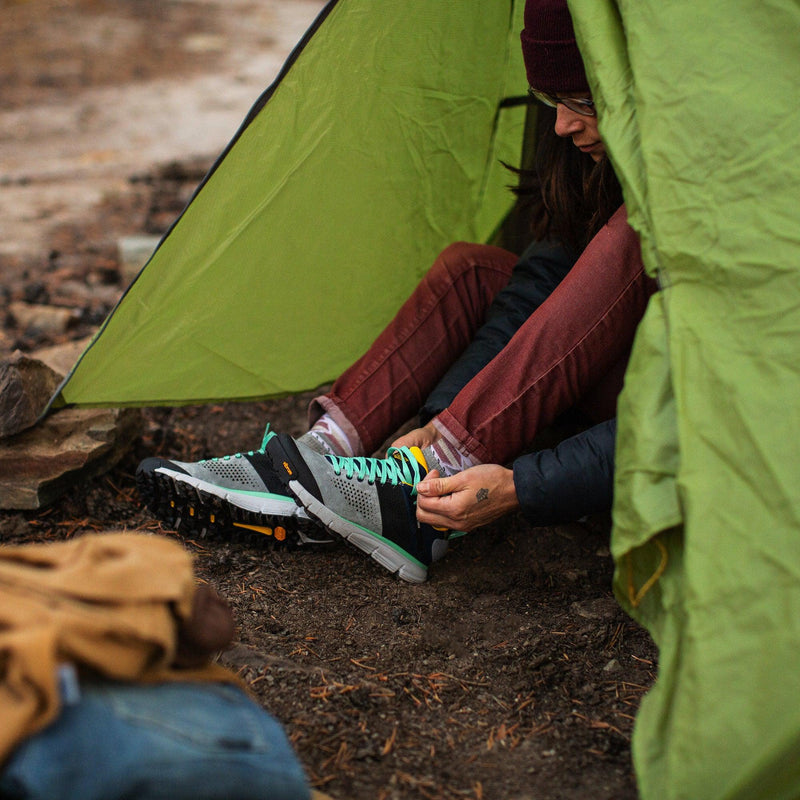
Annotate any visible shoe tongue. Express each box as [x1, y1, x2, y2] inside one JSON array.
[[407, 446, 428, 472], [259, 425, 275, 450], [388, 446, 429, 481]]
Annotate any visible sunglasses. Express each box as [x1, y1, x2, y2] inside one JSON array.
[[528, 87, 596, 117]]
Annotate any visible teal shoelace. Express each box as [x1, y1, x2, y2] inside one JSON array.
[[325, 446, 424, 492], [200, 424, 274, 463]]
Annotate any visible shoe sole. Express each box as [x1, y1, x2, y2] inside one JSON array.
[[137, 466, 334, 548], [287, 479, 427, 583]]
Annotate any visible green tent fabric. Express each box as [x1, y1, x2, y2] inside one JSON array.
[[568, 1, 800, 798], [50, 0, 529, 409]]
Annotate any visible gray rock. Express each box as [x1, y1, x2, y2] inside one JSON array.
[[0, 338, 92, 438], [0, 338, 142, 510], [0, 405, 142, 510], [0, 351, 62, 438]]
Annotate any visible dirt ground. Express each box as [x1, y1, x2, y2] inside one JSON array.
[[0, 2, 658, 798]]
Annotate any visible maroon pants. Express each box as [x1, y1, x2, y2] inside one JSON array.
[[311, 206, 655, 464]]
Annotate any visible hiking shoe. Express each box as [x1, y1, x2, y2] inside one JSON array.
[[135, 426, 334, 548], [266, 433, 452, 582]]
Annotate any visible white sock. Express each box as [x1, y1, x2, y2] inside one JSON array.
[[422, 436, 479, 477], [299, 413, 357, 457]]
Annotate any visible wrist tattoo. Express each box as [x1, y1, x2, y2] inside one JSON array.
[[476, 488, 489, 503]]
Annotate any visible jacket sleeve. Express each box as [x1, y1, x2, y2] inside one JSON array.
[[512, 418, 616, 525], [420, 239, 576, 421]]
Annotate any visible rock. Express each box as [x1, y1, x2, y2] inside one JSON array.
[[0, 337, 142, 510], [0, 338, 92, 438], [34, 336, 93, 377], [54, 279, 122, 309], [118, 235, 162, 284], [181, 33, 226, 53], [0, 351, 63, 438], [570, 596, 620, 621], [0, 330, 13, 353], [8, 301, 76, 337], [0, 405, 142, 510]]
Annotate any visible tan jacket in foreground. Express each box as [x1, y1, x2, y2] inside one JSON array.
[[0, 532, 236, 764]]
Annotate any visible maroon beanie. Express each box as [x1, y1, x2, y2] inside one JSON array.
[[520, 0, 589, 95]]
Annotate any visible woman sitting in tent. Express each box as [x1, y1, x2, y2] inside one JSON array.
[[137, 0, 656, 583]]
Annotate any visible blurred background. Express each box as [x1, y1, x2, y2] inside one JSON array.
[[0, 0, 324, 350]]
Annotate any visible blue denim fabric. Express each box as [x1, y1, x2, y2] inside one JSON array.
[[0, 681, 310, 800]]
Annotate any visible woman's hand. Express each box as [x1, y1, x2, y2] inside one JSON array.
[[391, 421, 439, 451], [415, 464, 519, 531]]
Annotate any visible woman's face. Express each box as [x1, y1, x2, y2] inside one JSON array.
[[553, 102, 605, 162]]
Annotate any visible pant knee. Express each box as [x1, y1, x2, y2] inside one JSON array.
[[425, 242, 516, 295]]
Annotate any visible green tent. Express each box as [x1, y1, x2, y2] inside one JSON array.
[[567, 0, 800, 798], [49, 0, 529, 409]]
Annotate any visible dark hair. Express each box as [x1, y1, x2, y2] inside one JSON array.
[[511, 107, 623, 254]]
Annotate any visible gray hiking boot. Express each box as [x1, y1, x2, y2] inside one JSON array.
[[265, 433, 453, 582], [136, 426, 334, 548]]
